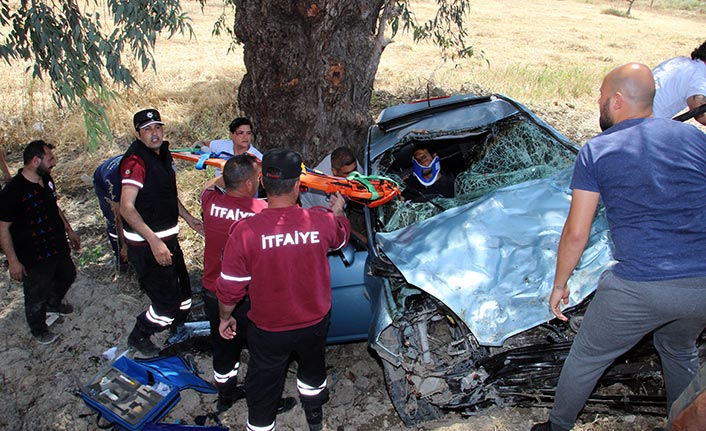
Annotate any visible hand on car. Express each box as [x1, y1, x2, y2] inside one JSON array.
[[549, 284, 570, 321]]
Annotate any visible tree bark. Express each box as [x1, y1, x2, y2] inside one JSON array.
[[234, 0, 388, 165]]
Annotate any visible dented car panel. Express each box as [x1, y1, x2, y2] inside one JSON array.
[[373, 168, 614, 347]]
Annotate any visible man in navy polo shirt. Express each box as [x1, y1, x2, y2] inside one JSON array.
[[93, 155, 128, 273], [533, 63, 706, 431]]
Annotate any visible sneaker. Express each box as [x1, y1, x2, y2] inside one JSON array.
[[45, 312, 65, 327], [47, 302, 74, 316], [531, 421, 568, 431], [34, 329, 59, 345], [128, 332, 160, 357]]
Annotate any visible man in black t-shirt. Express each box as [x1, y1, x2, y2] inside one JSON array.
[[0, 140, 80, 344]]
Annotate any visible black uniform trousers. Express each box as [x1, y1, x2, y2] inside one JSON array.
[[245, 312, 330, 428], [128, 236, 191, 334], [203, 290, 250, 380]]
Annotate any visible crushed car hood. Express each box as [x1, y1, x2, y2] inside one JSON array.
[[376, 168, 615, 346]]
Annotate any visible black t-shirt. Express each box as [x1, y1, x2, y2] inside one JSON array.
[[402, 172, 455, 201], [0, 170, 69, 269]]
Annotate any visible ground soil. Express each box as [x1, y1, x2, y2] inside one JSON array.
[[1, 0, 704, 430]]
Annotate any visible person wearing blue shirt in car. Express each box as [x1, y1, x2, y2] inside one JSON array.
[[532, 63, 706, 431]]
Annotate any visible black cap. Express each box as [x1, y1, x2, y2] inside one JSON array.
[[262, 149, 303, 180], [133, 109, 164, 130]]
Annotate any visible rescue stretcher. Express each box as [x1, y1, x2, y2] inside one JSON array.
[[171, 149, 400, 208]]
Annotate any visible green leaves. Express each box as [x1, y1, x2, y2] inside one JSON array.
[[0, 0, 194, 149]]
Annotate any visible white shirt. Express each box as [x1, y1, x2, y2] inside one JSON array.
[[652, 57, 706, 119], [299, 154, 361, 209], [209, 139, 263, 160], [207, 140, 263, 176]]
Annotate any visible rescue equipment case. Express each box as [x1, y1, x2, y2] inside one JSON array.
[[80, 354, 216, 431]]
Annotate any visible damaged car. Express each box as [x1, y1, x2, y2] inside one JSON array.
[[362, 94, 702, 425]]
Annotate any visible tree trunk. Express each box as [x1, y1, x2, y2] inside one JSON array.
[[234, 0, 388, 165]]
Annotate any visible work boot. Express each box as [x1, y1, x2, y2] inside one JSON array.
[[47, 302, 74, 316], [277, 397, 297, 415], [127, 326, 160, 357], [303, 404, 323, 431], [34, 328, 59, 345], [215, 379, 246, 412]]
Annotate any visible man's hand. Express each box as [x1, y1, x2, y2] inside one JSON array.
[[549, 284, 570, 321], [218, 316, 237, 340], [119, 244, 128, 263], [185, 215, 204, 235], [8, 259, 26, 281], [148, 238, 173, 266], [329, 192, 346, 217], [67, 229, 81, 251]]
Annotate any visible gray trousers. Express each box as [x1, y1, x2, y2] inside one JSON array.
[[550, 270, 706, 430]]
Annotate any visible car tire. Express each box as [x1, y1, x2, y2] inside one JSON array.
[[382, 358, 444, 426]]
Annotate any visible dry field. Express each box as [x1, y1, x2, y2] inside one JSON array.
[[0, 0, 704, 430]]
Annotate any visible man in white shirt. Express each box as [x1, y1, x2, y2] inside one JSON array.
[[196, 118, 263, 176], [652, 40, 706, 126]]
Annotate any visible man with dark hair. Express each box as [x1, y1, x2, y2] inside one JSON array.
[[93, 155, 128, 273], [532, 63, 706, 431], [217, 148, 351, 431], [402, 141, 455, 200], [120, 108, 204, 357], [201, 154, 266, 410], [653, 40, 706, 126], [196, 117, 263, 177], [0, 140, 80, 344], [299, 146, 359, 209]]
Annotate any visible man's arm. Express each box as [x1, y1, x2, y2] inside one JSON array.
[[686, 94, 706, 126], [550, 189, 600, 321], [202, 175, 225, 193], [109, 202, 128, 263], [120, 185, 174, 266], [0, 151, 11, 183], [57, 206, 80, 251], [0, 221, 25, 281], [178, 198, 204, 235]]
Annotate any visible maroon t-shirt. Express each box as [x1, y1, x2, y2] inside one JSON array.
[[217, 205, 351, 332], [201, 186, 267, 292]]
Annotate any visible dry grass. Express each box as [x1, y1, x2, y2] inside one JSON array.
[[0, 0, 704, 270]]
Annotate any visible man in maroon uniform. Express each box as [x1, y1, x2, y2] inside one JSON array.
[[120, 108, 203, 357], [201, 154, 266, 409], [217, 149, 350, 431]]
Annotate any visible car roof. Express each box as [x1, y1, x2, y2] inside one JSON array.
[[366, 94, 576, 163]]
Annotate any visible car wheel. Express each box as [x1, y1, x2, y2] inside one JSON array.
[[382, 347, 444, 426]]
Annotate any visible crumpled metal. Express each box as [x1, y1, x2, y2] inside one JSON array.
[[376, 168, 615, 346]]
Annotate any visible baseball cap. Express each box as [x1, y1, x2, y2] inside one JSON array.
[[262, 149, 303, 180], [133, 109, 164, 130]]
